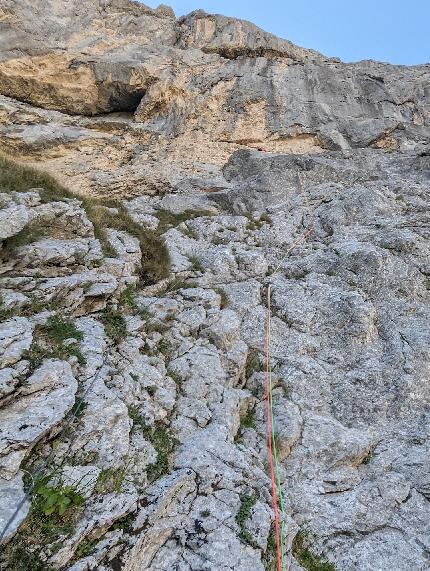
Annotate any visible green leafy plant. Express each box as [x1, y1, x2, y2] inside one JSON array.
[[36, 484, 84, 517]]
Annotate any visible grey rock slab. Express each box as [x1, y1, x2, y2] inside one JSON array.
[[0, 317, 33, 368], [0, 471, 29, 543], [0, 204, 29, 240], [0, 360, 78, 479], [50, 488, 138, 568]]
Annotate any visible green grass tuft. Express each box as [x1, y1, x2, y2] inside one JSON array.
[[23, 317, 85, 372], [292, 529, 336, 571], [143, 424, 178, 483], [0, 155, 74, 202], [101, 307, 127, 343], [0, 155, 171, 285]]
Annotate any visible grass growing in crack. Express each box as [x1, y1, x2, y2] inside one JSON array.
[[81, 200, 171, 284], [235, 408, 257, 443], [74, 538, 97, 559], [0, 546, 52, 571], [236, 494, 257, 544], [143, 425, 178, 483], [159, 277, 199, 294], [214, 286, 229, 309], [145, 319, 169, 334], [42, 316, 83, 345], [245, 352, 262, 378], [361, 447, 374, 465], [0, 155, 170, 285], [95, 465, 129, 494], [188, 255, 205, 273], [101, 307, 127, 343], [236, 494, 257, 528], [23, 316, 85, 372], [0, 296, 15, 321], [167, 368, 184, 387], [155, 209, 214, 234], [0, 155, 75, 201], [292, 529, 336, 571], [127, 405, 147, 432], [262, 531, 277, 571], [118, 284, 138, 312]]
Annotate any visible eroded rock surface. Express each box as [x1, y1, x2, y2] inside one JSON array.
[[0, 1, 429, 570]]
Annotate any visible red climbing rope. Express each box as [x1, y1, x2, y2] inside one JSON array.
[[265, 173, 316, 570], [265, 297, 283, 571]]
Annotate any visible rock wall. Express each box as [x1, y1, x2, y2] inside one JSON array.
[[0, 1, 429, 570]]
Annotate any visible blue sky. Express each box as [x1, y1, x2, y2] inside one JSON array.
[[142, 0, 429, 65]]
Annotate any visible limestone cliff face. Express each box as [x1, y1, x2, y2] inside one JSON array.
[[0, 0, 428, 197], [0, 2, 429, 571]]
